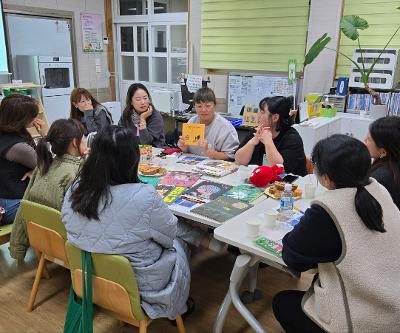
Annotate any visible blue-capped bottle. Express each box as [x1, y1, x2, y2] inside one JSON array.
[[277, 183, 294, 222]]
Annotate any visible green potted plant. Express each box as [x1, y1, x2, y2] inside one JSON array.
[[304, 10, 400, 118]]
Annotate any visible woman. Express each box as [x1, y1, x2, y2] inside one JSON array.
[[178, 87, 239, 160], [62, 125, 204, 320], [0, 94, 47, 224], [273, 134, 400, 333], [70, 88, 112, 134], [9, 119, 87, 260], [119, 83, 166, 148], [235, 96, 307, 176], [364, 116, 400, 209]]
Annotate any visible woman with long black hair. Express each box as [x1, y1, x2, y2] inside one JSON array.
[[273, 134, 400, 333]]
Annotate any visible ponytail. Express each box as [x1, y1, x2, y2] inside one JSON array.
[[36, 137, 53, 175], [355, 185, 385, 233]]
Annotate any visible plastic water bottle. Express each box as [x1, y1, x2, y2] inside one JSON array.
[[278, 183, 294, 222]]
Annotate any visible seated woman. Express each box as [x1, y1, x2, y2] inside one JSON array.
[[70, 88, 113, 134], [178, 87, 239, 160], [118, 83, 166, 148], [9, 119, 87, 260], [364, 116, 400, 209], [62, 125, 205, 320], [273, 134, 400, 333], [0, 94, 47, 225], [235, 96, 307, 176]]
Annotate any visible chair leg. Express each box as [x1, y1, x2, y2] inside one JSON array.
[[139, 320, 147, 333], [27, 252, 46, 312], [175, 315, 187, 333], [42, 262, 50, 279]]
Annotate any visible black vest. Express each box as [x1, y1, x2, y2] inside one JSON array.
[[0, 133, 32, 199]]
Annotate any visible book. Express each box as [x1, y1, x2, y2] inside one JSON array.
[[191, 196, 253, 223], [185, 180, 232, 201], [242, 104, 259, 127], [223, 184, 264, 203], [170, 195, 206, 211], [155, 184, 175, 198], [194, 160, 239, 177], [163, 186, 186, 204], [182, 123, 205, 146], [176, 154, 208, 165], [159, 171, 201, 187]]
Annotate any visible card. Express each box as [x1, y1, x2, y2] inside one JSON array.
[[159, 171, 201, 187], [182, 123, 205, 146], [185, 180, 232, 201]]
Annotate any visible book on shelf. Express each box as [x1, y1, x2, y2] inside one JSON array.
[[194, 160, 239, 177], [185, 180, 232, 201], [346, 92, 390, 113]]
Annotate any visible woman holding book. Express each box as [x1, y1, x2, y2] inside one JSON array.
[[178, 87, 239, 161], [273, 134, 400, 333], [364, 116, 400, 209], [235, 96, 307, 176], [119, 83, 166, 148]]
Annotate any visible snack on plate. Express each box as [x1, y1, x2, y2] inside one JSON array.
[[265, 181, 302, 199], [139, 164, 166, 176], [139, 144, 153, 161]]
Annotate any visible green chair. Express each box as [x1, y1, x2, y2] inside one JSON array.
[[65, 241, 187, 333], [0, 223, 13, 245], [20, 200, 69, 312]]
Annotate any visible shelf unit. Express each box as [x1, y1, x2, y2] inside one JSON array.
[[0, 83, 49, 139]]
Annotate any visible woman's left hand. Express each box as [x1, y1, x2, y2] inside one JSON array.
[[258, 127, 273, 145]]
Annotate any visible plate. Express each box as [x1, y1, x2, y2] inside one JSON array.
[[264, 185, 302, 200], [138, 165, 167, 177]]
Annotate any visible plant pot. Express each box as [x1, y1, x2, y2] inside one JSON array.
[[369, 104, 388, 120]]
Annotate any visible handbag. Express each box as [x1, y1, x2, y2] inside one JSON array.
[[64, 250, 94, 333]]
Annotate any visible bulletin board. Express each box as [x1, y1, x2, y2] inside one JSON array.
[[228, 74, 296, 116]]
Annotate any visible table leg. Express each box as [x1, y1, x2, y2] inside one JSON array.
[[213, 254, 267, 333], [240, 262, 262, 304]]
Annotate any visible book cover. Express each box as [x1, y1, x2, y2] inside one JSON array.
[[191, 196, 253, 223], [242, 104, 259, 127], [185, 180, 232, 201], [155, 184, 175, 198], [163, 186, 186, 204], [182, 123, 205, 146], [194, 160, 238, 177], [176, 154, 208, 165], [223, 184, 264, 203], [159, 171, 201, 187], [170, 195, 206, 211]]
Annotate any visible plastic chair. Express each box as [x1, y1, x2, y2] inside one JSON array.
[[20, 200, 69, 312], [306, 157, 314, 175], [65, 241, 187, 333]]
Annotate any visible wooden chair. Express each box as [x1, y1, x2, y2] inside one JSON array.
[[20, 200, 69, 312], [0, 224, 13, 245], [65, 241, 187, 333], [306, 157, 314, 175]]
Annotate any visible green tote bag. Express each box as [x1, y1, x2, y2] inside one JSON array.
[[64, 250, 94, 333]]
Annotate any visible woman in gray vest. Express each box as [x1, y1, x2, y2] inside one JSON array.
[[273, 134, 400, 333]]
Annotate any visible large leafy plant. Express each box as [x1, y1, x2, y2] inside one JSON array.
[[304, 10, 400, 105]]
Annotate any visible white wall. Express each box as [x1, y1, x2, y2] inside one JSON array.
[[3, 0, 109, 91]]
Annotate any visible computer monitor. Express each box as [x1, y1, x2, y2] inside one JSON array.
[[180, 78, 208, 113]]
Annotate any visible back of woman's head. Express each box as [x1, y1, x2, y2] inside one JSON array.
[[312, 134, 385, 232], [70, 88, 100, 119], [259, 96, 294, 131], [36, 119, 85, 175], [0, 94, 39, 139], [369, 116, 400, 185], [70, 125, 140, 220]]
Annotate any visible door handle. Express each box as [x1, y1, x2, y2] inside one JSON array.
[[41, 74, 47, 87]]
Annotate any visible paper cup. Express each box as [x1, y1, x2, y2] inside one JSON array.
[[264, 209, 278, 228], [246, 220, 261, 238], [304, 183, 317, 199]]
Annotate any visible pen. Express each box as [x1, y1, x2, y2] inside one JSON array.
[[293, 205, 305, 214]]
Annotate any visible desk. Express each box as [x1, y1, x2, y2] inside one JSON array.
[[213, 175, 324, 333]]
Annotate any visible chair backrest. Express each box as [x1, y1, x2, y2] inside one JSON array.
[[20, 200, 68, 266], [306, 157, 314, 175], [65, 241, 147, 322]]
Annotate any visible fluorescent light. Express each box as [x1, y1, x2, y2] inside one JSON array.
[[128, 7, 137, 11]]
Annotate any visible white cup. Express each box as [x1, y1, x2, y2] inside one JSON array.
[[304, 183, 317, 199], [246, 220, 261, 238], [264, 209, 278, 228]]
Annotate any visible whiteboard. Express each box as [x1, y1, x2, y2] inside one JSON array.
[[228, 74, 297, 115], [0, 0, 8, 73]]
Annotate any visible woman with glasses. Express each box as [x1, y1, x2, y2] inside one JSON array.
[[178, 87, 239, 160], [119, 83, 166, 148], [235, 96, 307, 176], [273, 134, 400, 333]]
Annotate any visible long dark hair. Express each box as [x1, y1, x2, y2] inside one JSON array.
[[369, 116, 400, 187], [259, 96, 294, 132], [36, 119, 85, 175], [120, 83, 153, 126], [70, 88, 101, 120], [312, 134, 385, 233], [69, 125, 140, 220], [0, 94, 38, 145]]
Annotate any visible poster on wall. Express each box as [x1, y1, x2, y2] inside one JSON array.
[[80, 13, 103, 52]]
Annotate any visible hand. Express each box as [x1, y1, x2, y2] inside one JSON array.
[[258, 127, 273, 145], [198, 139, 209, 153], [140, 105, 153, 121], [81, 147, 91, 159], [21, 170, 33, 181], [177, 136, 187, 149], [33, 118, 48, 136], [248, 126, 261, 146]]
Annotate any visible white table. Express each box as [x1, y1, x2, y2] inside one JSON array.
[[213, 175, 324, 333]]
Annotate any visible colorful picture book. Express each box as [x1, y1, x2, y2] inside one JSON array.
[[223, 184, 264, 203], [185, 180, 232, 201], [182, 123, 205, 145], [191, 196, 253, 223], [170, 195, 206, 211], [176, 154, 208, 165], [155, 184, 186, 204], [159, 171, 201, 187], [254, 237, 283, 257], [242, 104, 259, 127], [155, 184, 175, 197], [194, 160, 239, 177]]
